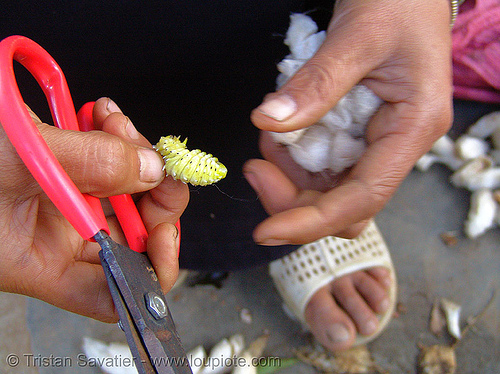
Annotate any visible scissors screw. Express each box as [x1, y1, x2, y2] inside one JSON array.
[[145, 292, 168, 320]]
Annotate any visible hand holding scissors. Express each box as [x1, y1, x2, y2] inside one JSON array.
[[0, 36, 190, 372]]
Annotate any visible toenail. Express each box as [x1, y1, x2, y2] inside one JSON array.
[[382, 276, 392, 289], [364, 319, 378, 336], [326, 323, 351, 344], [379, 298, 390, 312]]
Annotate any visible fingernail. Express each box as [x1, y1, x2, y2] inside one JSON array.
[[243, 169, 260, 194], [257, 94, 297, 121], [325, 323, 351, 344], [106, 98, 122, 114], [174, 224, 180, 257], [137, 148, 164, 183], [257, 238, 290, 246], [125, 117, 140, 140]]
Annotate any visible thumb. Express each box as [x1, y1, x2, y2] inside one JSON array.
[[38, 121, 165, 198], [251, 5, 389, 132], [1, 107, 161, 198]]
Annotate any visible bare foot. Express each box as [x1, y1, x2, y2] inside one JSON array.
[[304, 267, 392, 351]]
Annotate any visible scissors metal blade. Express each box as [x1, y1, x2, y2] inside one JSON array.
[[96, 231, 192, 374]]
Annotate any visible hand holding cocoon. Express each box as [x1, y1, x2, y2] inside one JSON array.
[[271, 14, 382, 174]]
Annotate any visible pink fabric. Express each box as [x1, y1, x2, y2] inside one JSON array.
[[452, 0, 500, 103]]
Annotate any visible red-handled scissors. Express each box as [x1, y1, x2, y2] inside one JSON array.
[[0, 35, 191, 374]]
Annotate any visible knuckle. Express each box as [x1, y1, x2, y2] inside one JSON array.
[[415, 79, 454, 138], [368, 174, 400, 207], [289, 62, 337, 103], [355, 173, 401, 216], [337, 221, 369, 239], [433, 100, 454, 136], [85, 135, 135, 193], [414, 96, 454, 144]]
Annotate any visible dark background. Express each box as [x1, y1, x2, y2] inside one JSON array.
[[0, 1, 336, 270]]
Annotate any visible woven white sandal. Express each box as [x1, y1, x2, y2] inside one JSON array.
[[269, 220, 396, 345]]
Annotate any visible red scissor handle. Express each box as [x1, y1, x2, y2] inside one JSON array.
[[0, 35, 110, 240], [78, 102, 181, 253], [77, 102, 150, 252], [0, 35, 180, 253]]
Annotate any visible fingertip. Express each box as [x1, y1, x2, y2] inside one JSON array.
[[105, 98, 123, 114], [252, 204, 329, 246], [251, 97, 307, 134], [242, 159, 263, 195], [253, 94, 297, 124], [142, 175, 190, 224], [93, 97, 122, 129], [147, 223, 180, 294], [243, 159, 300, 217], [137, 147, 166, 184], [94, 98, 149, 144], [99, 109, 152, 148]]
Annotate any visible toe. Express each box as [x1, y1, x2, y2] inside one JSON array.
[[352, 269, 391, 314], [330, 275, 380, 337], [304, 286, 356, 351], [303, 268, 393, 352], [366, 267, 392, 290]]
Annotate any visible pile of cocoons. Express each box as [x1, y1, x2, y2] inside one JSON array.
[[416, 111, 500, 238]]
